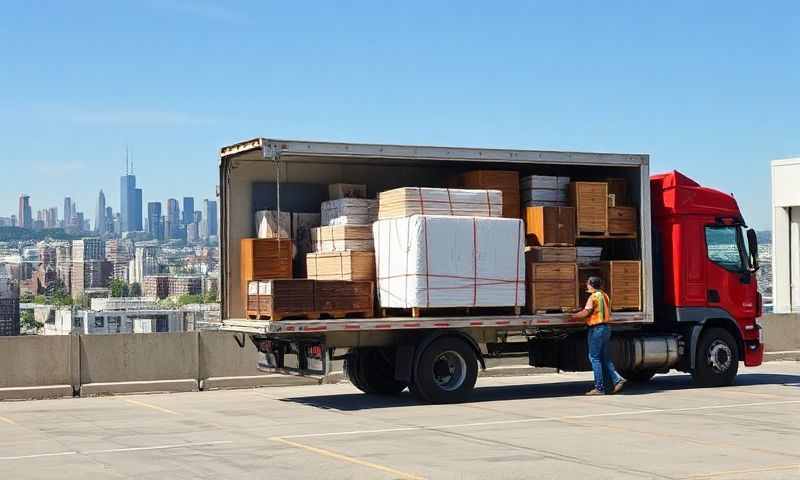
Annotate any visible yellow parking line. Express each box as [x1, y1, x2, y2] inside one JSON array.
[[123, 398, 180, 415], [0, 415, 16, 425], [687, 463, 800, 478], [271, 437, 425, 480]]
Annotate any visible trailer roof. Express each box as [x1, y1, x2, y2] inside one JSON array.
[[220, 138, 649, 167]]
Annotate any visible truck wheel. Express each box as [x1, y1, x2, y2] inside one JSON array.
[[619, 369, 657, 383], [344, 350, 371, 393], [413, 337, 478, 403], [692, 327, 739, 387], [357, 348, 407, 395]]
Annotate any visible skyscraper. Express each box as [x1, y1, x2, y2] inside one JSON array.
[[18, 194, 32, 229], [182, 197, 194, 225], [63, 196, 72, 228], [120, 150, 143, 233], [70, 238, 111, 300], [95, 189, 107, 234], [166, 198, 180, 239], [200, 199, 217, 240], [147, 202, 163, 240]]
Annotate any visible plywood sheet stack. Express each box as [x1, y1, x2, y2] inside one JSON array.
[[306, 251, 376, 281], [378, 187, 503, 220], [523, 206, 576, 246], [520, 175, 570, 208], [600, 261, 641, 311], [373, 215, 524, 310], [312, 225, 373, 252], [454, 170, 520, 218]]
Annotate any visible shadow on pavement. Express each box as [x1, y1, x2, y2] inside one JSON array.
[[279, 371, 800, 411]]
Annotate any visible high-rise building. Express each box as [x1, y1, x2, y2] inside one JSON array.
[[95, 190, 107, 234], [182, 197, 194, 225], [0, 264, 20, 336], [70, 238, 112, 300], [200, 199, 218, 240], [120, 173, 143, 233], [147, 202, 163, 240], [166, 198, 180, 239], [18, 194, 32, 229], [128, 246, 160, 285], [63, 197, 72, 228], [105, 206, 114, 234]]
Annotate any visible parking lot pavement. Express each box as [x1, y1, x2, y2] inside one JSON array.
[[1, 362, 799, 480]]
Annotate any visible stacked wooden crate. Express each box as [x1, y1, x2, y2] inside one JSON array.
[[306, 251, 376, 281], [608, 206, 637, 236], [311, 225, 373, 252], [246, 279, 374, 320], [569, 182, 608, 235], [526, 261, 578, 313], [600, 261, 641, 311], [523, 206, 576, 246], [240, 238, 293, 314], [377, 187, 503, 219], [520, 175, 570, 208], [454, 170, 520, 218]]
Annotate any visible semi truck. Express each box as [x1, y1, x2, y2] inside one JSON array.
[[219, 138, 763, 403]]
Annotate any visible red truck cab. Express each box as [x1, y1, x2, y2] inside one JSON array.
[[651, 171, 763, 384]]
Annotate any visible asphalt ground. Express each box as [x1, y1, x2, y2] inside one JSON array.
[[1, 362, 799, 480]]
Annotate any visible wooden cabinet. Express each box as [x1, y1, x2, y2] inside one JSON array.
[[569, 182, 608, 234], [608, 207, 637, 236], [599, 261, 641, 311], [240, 238, 293, 315], [524, 206, 576, 246], [526, 262, 578, 312]]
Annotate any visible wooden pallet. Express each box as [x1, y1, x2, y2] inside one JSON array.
[[247, 309, 374, 321], [381, 306, 522, 318]]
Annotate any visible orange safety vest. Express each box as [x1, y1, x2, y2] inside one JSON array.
[[586, 291, 612, 326]]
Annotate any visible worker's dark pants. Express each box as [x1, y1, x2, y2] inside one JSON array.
[[587, 324, 622, 393]]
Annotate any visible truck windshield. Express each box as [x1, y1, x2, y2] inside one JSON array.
[[705, 226, 745, 272]]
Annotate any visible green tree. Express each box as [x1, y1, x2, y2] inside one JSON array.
[[177, 294, 204, 306], [33, 295, 47, 304], [20, 310, 43, 332], [204, 289, 218, 303], [20, 292, 35, 303], [109, 279, 129, 298]]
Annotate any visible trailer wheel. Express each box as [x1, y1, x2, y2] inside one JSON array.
[[345, 348, 407, 395], [413, 337, 478, 403], [619, 369, 657, 383], [692, 327, 739, 387]]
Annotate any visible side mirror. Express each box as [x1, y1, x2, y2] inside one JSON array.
[[746, 228, 760, 272]]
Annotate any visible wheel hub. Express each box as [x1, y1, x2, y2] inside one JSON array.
[[707, 340, 733, 374], [432, 351, 467, 392]]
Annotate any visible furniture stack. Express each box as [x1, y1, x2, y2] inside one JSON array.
[[240, 238, 293, 313], [373, 187, 524, 314], [453, 170, 520, 218], [246, 279, 374, 320], [520, 175, 570, 208]]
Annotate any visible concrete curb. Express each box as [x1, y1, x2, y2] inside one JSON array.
[[201, 375, 318, 390], [80, 379, 199, 396], [0, 385, 74, 401]]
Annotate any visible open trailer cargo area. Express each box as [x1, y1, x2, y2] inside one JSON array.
[[219, 138, 762, 403]]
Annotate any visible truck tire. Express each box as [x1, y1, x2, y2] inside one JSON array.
[[619, 369, 657, 383], [412, 336, 478, 404], [344, 350, 371, 393], [691, 327, 739, 387], [357, 348, 407, 395]]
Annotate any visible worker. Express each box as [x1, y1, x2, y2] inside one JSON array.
[[571, 276, 625, 395]]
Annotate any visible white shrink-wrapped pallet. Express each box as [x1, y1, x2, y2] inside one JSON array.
[[321, 198, 378, 225], [373, 215, 525, 309]]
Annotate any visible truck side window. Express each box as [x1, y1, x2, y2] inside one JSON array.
[[705, 226, 744, 272]]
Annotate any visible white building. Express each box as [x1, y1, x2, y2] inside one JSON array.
[[44, 302, 186, 335], [771, 158, 800, 313]]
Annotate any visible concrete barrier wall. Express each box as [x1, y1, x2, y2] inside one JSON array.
[[81, 332, 199, 384], [199, 332, 262, 379], [0, 336, 75, 388], [760, 313, 800, 352]]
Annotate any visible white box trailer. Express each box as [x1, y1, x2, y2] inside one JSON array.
[[219, 138, 671, 402]]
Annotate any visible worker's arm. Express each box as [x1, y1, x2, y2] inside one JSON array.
[[570, 295, 595, 320]]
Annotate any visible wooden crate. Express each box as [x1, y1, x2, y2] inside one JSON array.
[[525, 263, 577, 312], [315, 280, 374, 316], [606, 178, 628, 206], [456, 170, 521, 218], [306, 251, 376, 281], [569, 182, 608, 234], [240, 238, 293, 314], [599, 261, 641, 311], [525, 246, 577, 263], [524, 206, 576, 246], [608, 206, 637, 236], [311, 224, 374, 252], [246, 279, 315, 320]]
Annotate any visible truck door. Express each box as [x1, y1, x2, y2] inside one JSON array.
[[703, 225, 758, 320]]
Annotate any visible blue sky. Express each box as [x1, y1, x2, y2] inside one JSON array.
[[1, 1, 798, 229]]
